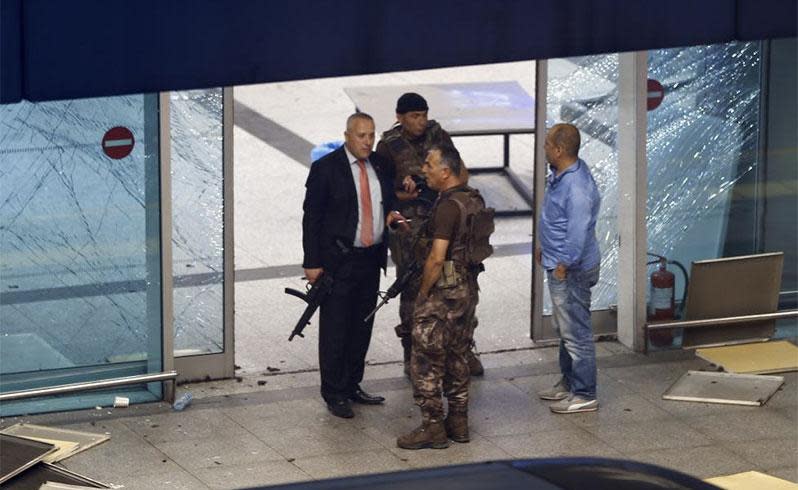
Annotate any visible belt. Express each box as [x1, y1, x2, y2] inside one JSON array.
[[350, 243, 381, 256]]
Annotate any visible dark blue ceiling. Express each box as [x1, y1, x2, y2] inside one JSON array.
[[1, 0, 795, 103]]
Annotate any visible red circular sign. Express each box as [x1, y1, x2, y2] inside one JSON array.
[[647, 79, 665, 111], [102, 126, 135, 159]]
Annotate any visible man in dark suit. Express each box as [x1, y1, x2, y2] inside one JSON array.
[[302, 112, 406, 418]]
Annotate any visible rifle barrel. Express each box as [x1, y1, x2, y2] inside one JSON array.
[[364, 297, 389, 323]]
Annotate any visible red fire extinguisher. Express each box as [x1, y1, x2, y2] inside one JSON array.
[[649, 257, 675, 346]]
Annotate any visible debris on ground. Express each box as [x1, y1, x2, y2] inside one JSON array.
[[0, 425, 111, 487]]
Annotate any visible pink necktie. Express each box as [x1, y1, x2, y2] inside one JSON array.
[[357, 159, 374, 247]]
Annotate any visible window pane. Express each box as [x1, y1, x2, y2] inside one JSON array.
[[644, 41, 798, 346], [545, 55, 619, 314], [170, 89, 225, 355], [647, 42, 763, 307], [0, 94, 162, 415]]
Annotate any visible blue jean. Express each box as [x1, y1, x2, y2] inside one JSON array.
[[547, 265, 600, 399]]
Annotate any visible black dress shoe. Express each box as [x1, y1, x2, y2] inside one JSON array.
[[326, 399, 354, 418], [349, 388, 385, 405]]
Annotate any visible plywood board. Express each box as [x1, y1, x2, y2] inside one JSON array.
[[0, 434, 55, 484], [682, 252, 783, 348], [0, 424, 109, 461], [40, 481, 100, 489], [662, 370, 784, 406], [37, 439, 80, 463], [2, 463, 107, 489], [696, 340, 798, 374], [706, 470, 798, 489]]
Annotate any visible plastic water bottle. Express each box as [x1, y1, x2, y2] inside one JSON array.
[[172, 392, 193, 411]]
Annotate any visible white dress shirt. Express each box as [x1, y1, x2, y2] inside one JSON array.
[[344, 146, 384, 247]]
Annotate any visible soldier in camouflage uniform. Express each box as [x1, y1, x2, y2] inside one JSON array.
[[376, 93, 484, 378], [397, 145, 486, 450]]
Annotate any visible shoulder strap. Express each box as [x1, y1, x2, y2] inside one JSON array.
[[444, 191, 470, 261], [450, 191, 470, 236]]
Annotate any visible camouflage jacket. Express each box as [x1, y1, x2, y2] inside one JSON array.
[[375, 120, 453, 189]]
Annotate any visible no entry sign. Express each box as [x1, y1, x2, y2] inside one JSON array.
[[102, 126, 135, 159], [647, 79, 665, 111]]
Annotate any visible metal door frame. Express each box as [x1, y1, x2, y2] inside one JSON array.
[[164, 87, 236, 386], [531, 57, 648, 349]]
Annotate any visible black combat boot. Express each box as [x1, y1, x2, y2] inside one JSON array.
[[444, 411, 470, 443], [396, 418, 449, 450], [466, 348, 484, 376]]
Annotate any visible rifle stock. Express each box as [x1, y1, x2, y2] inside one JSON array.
[[284, 288, 308, 302]]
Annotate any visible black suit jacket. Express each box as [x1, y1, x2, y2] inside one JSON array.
[[302, 146, 396, 271]]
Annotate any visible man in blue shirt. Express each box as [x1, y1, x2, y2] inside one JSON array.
[[535, 123, 602, 414]]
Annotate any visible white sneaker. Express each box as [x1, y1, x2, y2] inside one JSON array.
[[537, 379, 570, 401], [549, 395, 598, 414]]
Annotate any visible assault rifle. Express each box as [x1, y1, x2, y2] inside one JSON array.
[[285, 272, 334, 341], [365, 213, 429, 323], [364, 260, 422, 323]]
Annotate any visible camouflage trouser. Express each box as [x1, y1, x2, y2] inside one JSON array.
[[389, 204, 427, 340], [390, 205, 480, 343], [410, 278, 478, 420]]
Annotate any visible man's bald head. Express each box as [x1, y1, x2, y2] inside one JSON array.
[[346, 112, 374, 131], [549, 123, 581, 158]]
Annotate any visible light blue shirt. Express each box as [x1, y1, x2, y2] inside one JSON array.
[[344, 146, 384, 247], [540, 159, 601, 271]]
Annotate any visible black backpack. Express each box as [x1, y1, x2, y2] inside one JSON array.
[[449, 187, 495, 266]]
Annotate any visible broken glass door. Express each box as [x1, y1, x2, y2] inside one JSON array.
[[0, 93, 165, 415]]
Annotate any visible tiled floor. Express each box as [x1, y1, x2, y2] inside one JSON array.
[[2, 346, 796, 489], [4, 67, 796, 489]]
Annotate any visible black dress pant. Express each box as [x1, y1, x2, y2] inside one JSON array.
[[318, 247, 381, 403]]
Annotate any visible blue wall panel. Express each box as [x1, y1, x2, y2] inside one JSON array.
[[737, 0, 797, 41], [1, 0, 794, 103], [0, 0, 21, 102]]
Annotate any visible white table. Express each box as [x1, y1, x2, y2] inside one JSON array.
[[345, 81, 535, 216]]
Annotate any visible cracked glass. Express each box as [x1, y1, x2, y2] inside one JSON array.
[[170, 89, 225, 356], [544, 54, 620, 314], [0, 93, 163, 414]]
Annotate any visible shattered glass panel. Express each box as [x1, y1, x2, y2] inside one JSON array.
[[647, 42, 762, 310], [542, 42, 772, 324], [545, 55, 620, 314], [0, 95, 163, 401], [170, 89, 224, 355]]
